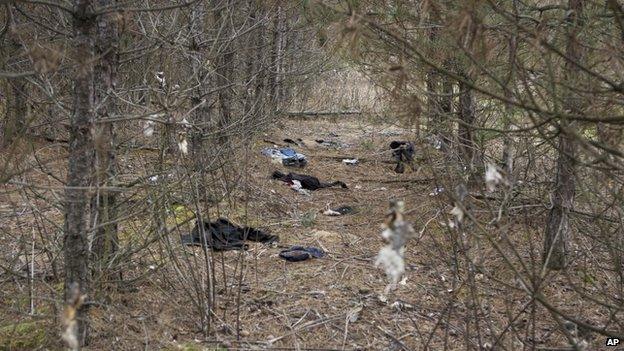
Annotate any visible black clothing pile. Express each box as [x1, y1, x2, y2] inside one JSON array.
[[272, 171, 348, 190], [279, 246, 325, 262], [390, 141, 415, 173], [181, 218, 278, 250]]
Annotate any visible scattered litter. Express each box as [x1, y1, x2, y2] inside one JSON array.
[[279, 246, 325, 262], [323, 208, 342, 216], [427, 135, 448, 151], [143, 120, 155, 137], [261, 147, 307, 167], [147, 173, 174, 184], [354, 185, 362, 190], [429, 186, 445, 196], [155, 71, 166, 86], [178, 134, 188, 155], [390, 141, 415, 173], [180, 118, 191, 128], [181, 218, 278, 250], [391, 300, 414, 311], [342, 158, 359, 165], [322, 205, 355, 216], [272, 171, 347, 190]]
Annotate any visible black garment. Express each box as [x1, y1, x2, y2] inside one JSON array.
[[272, 171, 348, 190], [279, 246, 325, 262], [390, 141, 415, 173], [181, 218, 278, 250]]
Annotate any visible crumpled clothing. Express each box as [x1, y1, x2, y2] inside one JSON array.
[[279, 246, 325, 262], [261, 147, 307, 167], [181, 218, 278, 250], [272, 171, 347, 190]]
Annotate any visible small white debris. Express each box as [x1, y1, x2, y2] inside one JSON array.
[[180, 118, 191, 128], [342, 158, 359, 165], [485, 163, 504, 192], [143, 120, 155, 137], [155, 71, 166, 86], [323, 209, 342, 216], [178, 136, 188, 155], [450, 204, 464, 223], [429, 186, 445, 196], [148, 265, 156, 270], [399, 276, 408, 286]]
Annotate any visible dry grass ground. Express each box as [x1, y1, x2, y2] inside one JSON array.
[[0, 115, 618, 350]]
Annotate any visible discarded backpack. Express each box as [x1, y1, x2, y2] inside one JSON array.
[[181, 218, 278, 250], [279, 246, 325, 262]]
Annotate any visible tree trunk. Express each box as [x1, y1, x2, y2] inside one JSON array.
[[189, 1, 209, 156], [1, 9, 27, 147], [91, 0, 120, 289], [458, 76, 476, 169], [501, 0, 519, 175], [268, 1, 285, 113], [64, 0, 97, 345], [543, 0, 584, 270], [213, 0, 234, 142]]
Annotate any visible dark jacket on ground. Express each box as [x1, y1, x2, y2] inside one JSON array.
[[181, 218, 278, 250], [272, 171, 348, 190]]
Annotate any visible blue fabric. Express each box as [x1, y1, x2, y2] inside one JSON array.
[[261, 147, 307, 167], [279, 148, 297, 157]]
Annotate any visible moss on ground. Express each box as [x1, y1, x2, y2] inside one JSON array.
[[0, 321, 48, 350]]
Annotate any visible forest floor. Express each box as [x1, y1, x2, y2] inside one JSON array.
[[137, 115, 446, 350], [1, 115, 598, 350]]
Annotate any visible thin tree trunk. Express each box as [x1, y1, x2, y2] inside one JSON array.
[[64, 0, 97, 345], [458, 76, 476, 169], [91, 0, 120, 289], [213, 0, 234, 142], [1, 9, 27, 147], [189, 1, 209, 156], [268, 1, 285, 113], [543, 0, 584, 270], [501, 0, 519, 175], [254, 6, 268, 122]]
